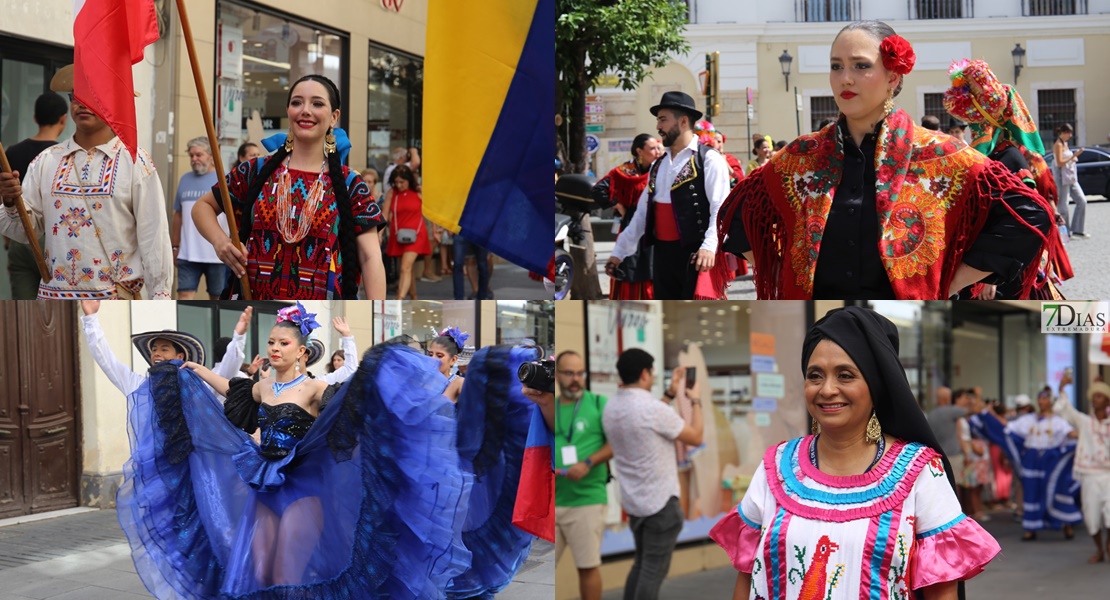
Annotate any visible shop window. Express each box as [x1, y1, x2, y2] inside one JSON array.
[[810, 96, 838, 131], [366, 44, 423, 181], [215, 0, 348, 167], [178, 301, 289, 369], [496, 301, 554, 351], [0, 38, 75, 148], [1037, 88, 1076, 148]]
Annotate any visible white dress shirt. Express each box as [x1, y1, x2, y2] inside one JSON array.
[[611, 136, 729, 259]]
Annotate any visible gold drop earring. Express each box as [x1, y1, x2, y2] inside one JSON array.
[[865, 410, 882, 444], [324, 127, 337, 155], [284, 130, 294, 152], [884, 89, 895, 117]]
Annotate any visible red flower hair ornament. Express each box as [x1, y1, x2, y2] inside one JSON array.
[[880, 35, 916, 75]]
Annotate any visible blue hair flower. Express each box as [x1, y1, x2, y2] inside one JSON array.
[[277, 301, 322, 337], [438, 326, 470, 351]]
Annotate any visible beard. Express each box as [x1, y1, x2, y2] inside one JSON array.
[[191, 164, 209, 176], [660, 124, 681, 148], [560, 386, 584, 401]]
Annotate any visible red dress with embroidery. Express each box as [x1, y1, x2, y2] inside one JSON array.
[[218, 158, 383, 299], [595, 160, 654, 300], [385, 189, 432, 257]]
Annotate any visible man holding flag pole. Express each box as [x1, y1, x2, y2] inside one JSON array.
[[0, 0, 172, 299]]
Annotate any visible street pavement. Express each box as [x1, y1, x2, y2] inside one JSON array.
[[599, 507, 1109, 598], [372, 255, 552, 300], [589, 195, 1110, 300], [0, 508, 554, 599]]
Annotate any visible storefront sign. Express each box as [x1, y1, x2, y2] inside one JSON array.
[[752, 397, 777, 412], [381, 0, 404, 11], [755, 372, 785, 399], [751, 354, 776, 373], [217, 24, 243, 80], [216, 83, 244, 140], [754, 413, 772, 427], [242, 116, 281, 130]]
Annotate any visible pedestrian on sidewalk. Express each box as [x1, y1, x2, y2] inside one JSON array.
[[383, 164, 428, 299], [554, 350, 612, 600], [1053, 124, 1089, 238], [172, 137, 226, 299], [604, 91, 730, 300], [603, 349, 704, 599], [710, 306, 1000, 600], [1053, 372, 1110, 563], [716, 20, 1055, 300]]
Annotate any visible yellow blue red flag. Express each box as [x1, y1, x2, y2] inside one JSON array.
[[422, 0, 554, 275]]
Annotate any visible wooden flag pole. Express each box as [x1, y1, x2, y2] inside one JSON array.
[[0, 143, 51, 283], [174, 0, 251, 299]]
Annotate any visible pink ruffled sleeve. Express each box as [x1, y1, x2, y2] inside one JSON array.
[[911, 515, 1001, 589], [909, 454, 1001, 589], [709, 508, 762, 572]]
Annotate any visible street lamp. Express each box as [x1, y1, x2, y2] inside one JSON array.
[[1012, 43, 1026, 85], [779, 50, 793, 92]]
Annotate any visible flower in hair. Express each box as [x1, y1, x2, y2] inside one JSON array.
[[276, 301, 321, 337], [438, 326, 470, 351], [880, 35, 915, 75]]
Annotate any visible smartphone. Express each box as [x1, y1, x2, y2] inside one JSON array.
[[685, 366, 696, 389]]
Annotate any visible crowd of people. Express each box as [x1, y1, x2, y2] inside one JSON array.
[[591, 19, 1089, 301], [0, 67, 503, 301]]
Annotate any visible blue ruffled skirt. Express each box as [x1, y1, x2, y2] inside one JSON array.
[[117, 344, 471, 599]]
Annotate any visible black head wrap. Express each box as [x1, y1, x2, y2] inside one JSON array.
[[801, 306, 957, 494]]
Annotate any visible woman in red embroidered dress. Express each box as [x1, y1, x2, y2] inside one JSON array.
[[590, 133, 663, 299], [192, 75, 386, 300], [715, 21, 1058, 300], [382, 165, 431, 300]]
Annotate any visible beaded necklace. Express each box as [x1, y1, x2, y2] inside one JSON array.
[[810, 433, 886, 473], [272, 373, 307, 398], [273, 157, 327, 243]]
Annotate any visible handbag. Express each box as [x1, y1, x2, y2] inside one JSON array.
[[391, 192, 422, 244]]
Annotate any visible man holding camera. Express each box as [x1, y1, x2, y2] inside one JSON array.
[[604, 91, 730, 299], [549, 351, 612, 600], [603, 348, 703, 599]]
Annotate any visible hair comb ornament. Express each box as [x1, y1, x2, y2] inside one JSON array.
[[276, 301, 322, 336]]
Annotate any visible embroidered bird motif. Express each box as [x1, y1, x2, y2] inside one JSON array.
[[799, 535, 839, 600]]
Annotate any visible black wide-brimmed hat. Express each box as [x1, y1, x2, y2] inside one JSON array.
[[947, 117, 967, 130], [650, 91, 702, 121], [305, 339, 326, 367], [131, 331, 205, 366]]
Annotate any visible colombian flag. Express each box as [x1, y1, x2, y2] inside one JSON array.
[[422, 0, 554, 275], [512, 404, 554, 542]]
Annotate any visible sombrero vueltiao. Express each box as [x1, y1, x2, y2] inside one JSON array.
[[131, 331, 205, 366], [305, 339, 326, 368]]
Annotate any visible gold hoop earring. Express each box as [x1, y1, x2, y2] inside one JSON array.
[[865, 410, 882, 444], [284, 131, 294, 153], [324, 128, 337, 155]]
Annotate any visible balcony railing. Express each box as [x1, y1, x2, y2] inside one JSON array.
[[1023, 0, 1087, 16], [795, 0, 860, 22], [909, 0, 974, 19]]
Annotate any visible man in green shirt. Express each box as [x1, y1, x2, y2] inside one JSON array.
[[555, 350, 612, 600]]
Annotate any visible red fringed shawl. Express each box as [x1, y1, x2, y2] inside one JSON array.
[[714, 109, 1055, 299], [604, 161, 651, 208]]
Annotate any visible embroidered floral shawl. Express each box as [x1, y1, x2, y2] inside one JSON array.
[[604, 160, 651, 208], [715, 109, 1054, 299]]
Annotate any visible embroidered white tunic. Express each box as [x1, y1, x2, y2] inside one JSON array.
[[0, 137, 173, 299]]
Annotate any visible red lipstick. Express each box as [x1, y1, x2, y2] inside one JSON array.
[[840, 91, 857, 99]]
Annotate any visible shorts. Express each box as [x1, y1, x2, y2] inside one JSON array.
[[177, 259, 229, 296], [1079, 472, 1110, 536], [555, 503, 606, 569]]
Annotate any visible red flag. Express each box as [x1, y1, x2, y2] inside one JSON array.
[[73, 0, 159, 160], [512, 405, 555, 542]]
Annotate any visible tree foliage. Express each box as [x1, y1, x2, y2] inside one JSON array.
[[556, 0, 690, 173]]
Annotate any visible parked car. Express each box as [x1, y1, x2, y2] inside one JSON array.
[[1043, 145, 1110, 199]]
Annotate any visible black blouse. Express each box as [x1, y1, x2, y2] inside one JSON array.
[[725, 123, 1050, 298]]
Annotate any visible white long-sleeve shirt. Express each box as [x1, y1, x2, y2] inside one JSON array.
[[319, 336, 358, 385], [1005, 412, 1073, 450], [1055, 392, 1110, 475], [83, 313, 242, 398], [1, 137, 173, 299], [611, 136, 729, 259]]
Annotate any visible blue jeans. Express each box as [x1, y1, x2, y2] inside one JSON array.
[[177, 259, 229, 296], [453, 236, 490, 300]]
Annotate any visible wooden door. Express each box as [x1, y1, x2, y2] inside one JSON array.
[[0, 301, 79, 517]]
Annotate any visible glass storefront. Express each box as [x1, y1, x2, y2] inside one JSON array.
[[0, 38, 75, 149], [366, 43, 422, 180], [496, 300, 554, 353], [215, 1, 347, 168]]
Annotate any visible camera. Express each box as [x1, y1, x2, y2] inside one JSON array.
[[517, 359, 556, 394]]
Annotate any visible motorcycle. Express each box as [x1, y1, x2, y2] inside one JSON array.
[[554, 174, 598, 300]]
